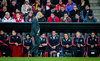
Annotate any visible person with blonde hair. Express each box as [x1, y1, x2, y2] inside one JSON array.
[[30, 12, 42, 57], [0, 0, 7, 7]]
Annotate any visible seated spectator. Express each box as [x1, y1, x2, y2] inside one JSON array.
[[45, 0, 52, 11], [9, 30, 23, 57], [56, 0, 65, 13], [81, 5, 94, 20], [23, 34, 34, 57], [13, 9, 23, 19], [0, 30, 10, 57], [78, 0, 90, 11], [21, 0, 32, 19], [47, 31, 60, 57], [13, 13, 24, 22], [70, 5, 80, 19], [65, 0, 76, 15], [84, 13, 97, 22], [0, 0, 7, 8], [61, 33, 72, 56], [34, 5, 45, 16], [58, 6, 67, 19], [60, 13, 72, 22], [39, 33, 48, 57], [0, 6, 7, 18], [2, 12, 15, 22], [32, 0, 40, 13], [47, 13, 59, 22], [87, 32, 99, 57], [72, 13, 83, 22], [73, 31, 85, 57], [25, 12, 33, 22], [8, 0, 20, 16], [38, 13, 46, 22]]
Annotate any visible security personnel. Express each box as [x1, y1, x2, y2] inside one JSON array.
[[87, 32, 99, 57], [73, 31, 85, 57], [23, 34, 34, 57], [0, 30, 10, 57], [9, 30, 23, 57], [61, 33, 72, 55], [47, 31, 60, 56]]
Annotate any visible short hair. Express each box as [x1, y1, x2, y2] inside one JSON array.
[[26, 33, 31, 38], [5, 12, 10, 15]]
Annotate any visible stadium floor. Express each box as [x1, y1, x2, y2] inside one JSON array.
[[0, 57, 100, 61]]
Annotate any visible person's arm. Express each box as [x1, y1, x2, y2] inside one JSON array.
[[61, 37, 66, 47]]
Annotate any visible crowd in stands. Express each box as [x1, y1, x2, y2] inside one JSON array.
[[0, 30, 100, 57], [0, 0, 97, 22]]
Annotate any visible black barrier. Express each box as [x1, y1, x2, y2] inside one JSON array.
[[0, 22, 100, 33]]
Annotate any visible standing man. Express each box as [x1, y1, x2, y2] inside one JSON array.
[[30, 12, 42, 57]]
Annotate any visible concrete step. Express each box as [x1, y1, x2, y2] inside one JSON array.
[[90, 0, 99, 4], [90, 3, 100, 7], [90, 0, 100, 2]]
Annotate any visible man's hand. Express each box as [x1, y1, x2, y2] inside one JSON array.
[[95, 44, 98, 47], [42, 43, 47, 46], [66, 45, 69, 48], [91, 45, 94, 48], [15, 42, 18, 46], [26, 46, 30, 50], [52, 46, 56, 49], [81, 44, 83, 47], [78, 44, 80, 48]]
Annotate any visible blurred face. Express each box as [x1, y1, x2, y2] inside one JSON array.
[[29, 12, 33, 17], [51, 14, 55, 19], [88, 16, 93, 19], [61, 7, 64, 12], [25, 1, 29, 5], [64, 13, 68, 18], [3, 6, 7, 12], [36, 13, 42, 19], [38, 7, 41, 11], [41, 34, 45, 38], [52, 31, 56, 36], [47, 0, 51, 5], [0, 30, 4, 35], [16, 14, 20, 18], [73, 5, 77, 10], [16, 9, 20, 12], [59, 0, 62, 5], [81, 0, 85, 3], [76, 32, 81, 38], [91, 33, 95, 38], [5, 13, 10, 18], [85, 5, 90, 10], [26, 35, 30, 39], [12, 30, 16, 36], [75, 14, 80, 18], [2, 1, 6, 5], [12, 1, 16, 6], [64, 34, 68, 39], [68, 0, 72, 4]]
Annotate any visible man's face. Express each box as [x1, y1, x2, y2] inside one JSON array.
[[12, 30, 16, 36], [73, 5, 77, 10], [26, 35, 30, 39], [52, 31, 56, 36], [12, 1, 16, 6], [75, 14, 80, 18], [5, 13, 10, 18], [76, 32, 81, 38], [88, 16, 93, 19], [91, 33, 95, 38], [25, 1, 29, 5], [59, 0, 62, 4], [0, 30, 4, 35], [47, 0, 51, 5], [51, 14, 55, 19], [3, 6, 7, 12], [38, 7, 41, 11], [16, 14, 20, 18], [68, 0, 72, 4], [64, 34, 68, 39], [42, 34, 45, 38], [61, 7, 64, 12], [64, 14, 68, 18], [85, 6, 90, 10]]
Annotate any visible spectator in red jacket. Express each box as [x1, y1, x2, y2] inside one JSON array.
[[56, 0, 65, 13], [47, 13, 59, 22], [14, 12, 24, 22]]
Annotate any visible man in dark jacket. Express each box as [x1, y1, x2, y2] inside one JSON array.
[[30, 12, 42, 57]]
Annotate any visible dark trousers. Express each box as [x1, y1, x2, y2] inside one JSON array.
[[62, 46, 73, 54], [74, 46, 85, 57], [0, 45, 10, 57]]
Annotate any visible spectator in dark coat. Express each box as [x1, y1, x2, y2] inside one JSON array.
[[70, 5, 80, 19], [25, 12, 33, 22], [72, 13, 83, 22], [58, 6, 67, 19], [0, 6, 7, 18], [38, 13, 46, 22], [84, 13, 97, 22]]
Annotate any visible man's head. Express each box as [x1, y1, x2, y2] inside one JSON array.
[[2, 6, 7, 12], [64, 33, 68, 39], [60, 6, 65, 12], [47, 0, 51, 5], [68, 0, 72, 4], [16, 13, 20, 18], [0, 30, 4, 35], [88, 13, 93, 19], [59, 0, 63, 5], [73, 5, 77, 11], [75, 13, 80, 18], [25, 0, 29, 5], [12, 0, 16, 6], [26, 34, 31, 39], [76, 31, 81, 38], [36, 12, 43, 19], [41, 33, 46, 38], [12, 30, 16, 36], [37, 5, 42, 11], [52, 31, 56, 36], [5, 12, 10, 18], [64, 13, 68, 18], [85, 5, 90, 10], [51, 13, 55, 19], [91, 32, 95, 38]]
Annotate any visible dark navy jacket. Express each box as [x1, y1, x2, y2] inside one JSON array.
[[61, 37, 72, 47], [40, 37, 47, 44], [48, 35, 60, 47]]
